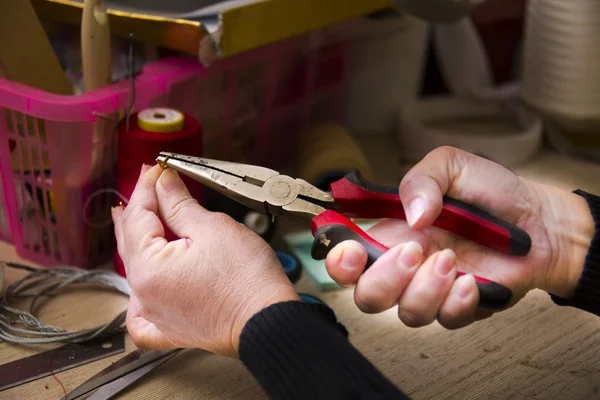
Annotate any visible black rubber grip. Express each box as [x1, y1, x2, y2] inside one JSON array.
[[311, 222, 512, 310], [312, 225, 386, 268], [475, 280, 512, 309]]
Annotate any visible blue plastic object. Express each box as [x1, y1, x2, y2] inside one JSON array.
[[275, 251, 302, 284], [299, 293, 326, 305]]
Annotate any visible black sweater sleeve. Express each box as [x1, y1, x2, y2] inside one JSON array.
[[550, 189, 600, 316], [239, 300, 409, 400]]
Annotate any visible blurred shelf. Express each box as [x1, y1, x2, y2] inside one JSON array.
[[32, 0, 394, 59]]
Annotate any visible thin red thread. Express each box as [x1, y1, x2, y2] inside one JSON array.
[[49, 357, 68, 399]]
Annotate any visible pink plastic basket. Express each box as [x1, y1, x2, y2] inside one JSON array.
[[0, 28, 350, 269]]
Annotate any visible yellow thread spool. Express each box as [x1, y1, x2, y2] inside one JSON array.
[[137, 107, 185, 133]]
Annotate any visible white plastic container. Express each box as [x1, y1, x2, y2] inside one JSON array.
[[343, 11, 429, 137], [521, 0, 600, 134]]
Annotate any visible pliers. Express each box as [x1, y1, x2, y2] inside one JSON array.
[[156, 152, 532, 310]]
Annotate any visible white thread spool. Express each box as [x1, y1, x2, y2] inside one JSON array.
[[243, 211, 272, 237], [397, 18, 542, 167], [398, 96, 542, 167], [521, 0, 600, 136]]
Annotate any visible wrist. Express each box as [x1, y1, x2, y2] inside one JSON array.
[[542, 186, 594, 298], [230, 284, 301, 356]]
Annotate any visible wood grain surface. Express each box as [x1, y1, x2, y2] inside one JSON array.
[[1, 143, 600, 400]]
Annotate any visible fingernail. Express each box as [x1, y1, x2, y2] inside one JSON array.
[[453, 274, 475, 299], [397, 241, 423, 269], [159, 169, 185, 193], [435, 249, 456, 276], [340, 243, 364, 270], [407, 197, 426, 226], [140, 163, 148, 175]]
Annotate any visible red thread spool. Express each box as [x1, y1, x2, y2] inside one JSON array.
[[115, 107, 203, 277]]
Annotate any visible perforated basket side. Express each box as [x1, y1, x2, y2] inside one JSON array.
[[0, 22, 353, 268], [0, 158, 11, 243], [0, 58, 206, 268]]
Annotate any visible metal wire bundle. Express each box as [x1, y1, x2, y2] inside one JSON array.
[[0, 261, 130, 344]]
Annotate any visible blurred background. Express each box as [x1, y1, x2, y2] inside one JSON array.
[[1, 0, 599, 284], [5, 3, 600, 399]]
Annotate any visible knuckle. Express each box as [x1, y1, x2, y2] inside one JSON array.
[[166, 196, 199, 225], [441, 308, 463, 324], [439, 317, 468, 331], [209, 211, 235, 226], [437, 308, 465, 330], [121, 204, 142, 227], [431, 146, 468, 166], [208, 212, 238, 235], [157, 239, 183, 258], [426, 146, 462, 175], [128, 329, 152, 350], [398, 309, 426, 328], [139, 231, 155, 249], [434, 145, 460, 158], [136, 303, 154, 320], [140, 232, 164, 254], [354, 289, 384, 314], [438, 301, 478, 330]]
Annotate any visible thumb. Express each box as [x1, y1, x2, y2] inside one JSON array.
[[126, 294, 177, 351], [325, 240, 368, 287], [399, 146, 521, 230], [155, 168, 209, 239]]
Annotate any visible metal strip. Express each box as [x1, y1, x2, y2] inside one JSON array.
[[87, 349, 183, 400], [61, 349, 146, 400], [61, 349, 180, 400], [0, 332, 126, 392]]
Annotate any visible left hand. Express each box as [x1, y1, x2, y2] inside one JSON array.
[[323, 147, 592, 329], [112, 164, 299, 357]]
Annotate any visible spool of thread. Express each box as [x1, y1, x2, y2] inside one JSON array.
[[521, 0, 600, 139], [114, 107, 203, 277], [397, 96, 542, 167], [296, 123, 374, 191]]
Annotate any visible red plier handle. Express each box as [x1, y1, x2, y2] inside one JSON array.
[[330, 170, 531, 256], [309, 170, 531, 310], [311, 211, 511, 309]]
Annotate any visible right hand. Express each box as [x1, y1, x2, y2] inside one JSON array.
[[112, 164, 299, 357], [325, 146, 594, 329]]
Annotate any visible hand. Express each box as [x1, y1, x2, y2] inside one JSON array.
[[112, 164, 299, 357], [325, 146, 594, 329]]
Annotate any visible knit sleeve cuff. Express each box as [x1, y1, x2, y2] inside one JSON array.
[[238, 300, 409, 400], [550, 189, 600, 316]]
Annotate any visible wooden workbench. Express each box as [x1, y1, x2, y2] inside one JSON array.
[[2, 142, 600, 400]]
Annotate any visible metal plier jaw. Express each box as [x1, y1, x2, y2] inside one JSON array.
[[156, 152, 338, 221], [155, 152, 530, 312]]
